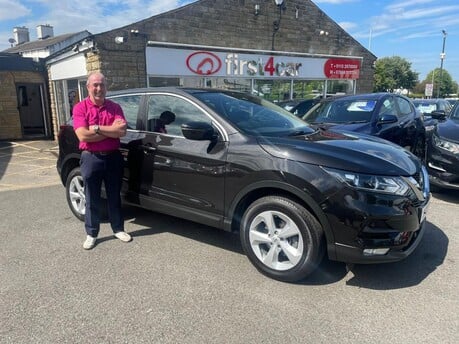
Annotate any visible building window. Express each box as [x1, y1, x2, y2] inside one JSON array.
[[149, 77, 181, 87], [54, 80, 67, 125], [54, 79, 88, 126]]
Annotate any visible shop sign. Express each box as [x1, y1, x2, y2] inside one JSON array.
[[324, 59, 361, 79], [186, 51, 222, 75], [424, 83, 433, 97], [146, 46, 361, 80]]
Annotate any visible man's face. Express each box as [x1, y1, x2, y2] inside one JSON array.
[[87, 74, 106, 104]]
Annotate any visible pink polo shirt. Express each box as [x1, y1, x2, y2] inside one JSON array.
[[72, 97, 126, 151]]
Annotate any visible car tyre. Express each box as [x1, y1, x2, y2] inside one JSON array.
[[240, 196, 325, 282], [65, 167, 85, 222]]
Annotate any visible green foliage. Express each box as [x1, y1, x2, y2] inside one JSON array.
[[373, 56, 419, 92], [424, 68, 457, 97]]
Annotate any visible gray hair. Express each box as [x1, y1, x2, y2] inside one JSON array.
[[86, 71, 105, 86]]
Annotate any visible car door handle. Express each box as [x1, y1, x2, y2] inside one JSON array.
[[139, 144, 156, 154]]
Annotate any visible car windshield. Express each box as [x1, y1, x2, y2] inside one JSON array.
[[192, 90, 314, 136], [303, 98, 376, 123]]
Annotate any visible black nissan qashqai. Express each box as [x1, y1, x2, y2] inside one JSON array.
[[57, 88, 430, 282]]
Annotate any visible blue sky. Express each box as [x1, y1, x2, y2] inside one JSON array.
[[1, 0, 458, 83]]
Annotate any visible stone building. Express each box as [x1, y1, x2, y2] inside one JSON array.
[[22, 0, 377, 140], [0, 53, 51, 140], [0, 26, 90, 140]]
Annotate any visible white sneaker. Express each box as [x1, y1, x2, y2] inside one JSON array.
[[83, 236, 97, 250], [114, 231, 132, 242]]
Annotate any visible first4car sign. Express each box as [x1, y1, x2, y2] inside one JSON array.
[[146, 46, 361, 80]]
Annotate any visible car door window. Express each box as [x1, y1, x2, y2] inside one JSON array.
[[147, 94, 212, 136], [110, 95, 141, 129], [378, 98, 397, 117], [396, 97, 413, 116]]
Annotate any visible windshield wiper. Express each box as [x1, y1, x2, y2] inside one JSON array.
[[287, 129, 309, 136], [346, 120, 368, 124]]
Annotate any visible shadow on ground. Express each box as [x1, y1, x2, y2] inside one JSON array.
[[344, 221, 448, 289], [0, 141, 13, 181], [102, 205, 448, 289], [431, 188, 459, 203]]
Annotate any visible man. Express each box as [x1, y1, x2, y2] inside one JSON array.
[[73, 72, 132, 249]]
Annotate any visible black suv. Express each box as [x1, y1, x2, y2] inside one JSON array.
[[424, 103, 459, 190], [301, 93, 426, 159], [57, 88, 430, 282]]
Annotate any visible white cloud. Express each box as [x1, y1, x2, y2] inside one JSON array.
[[386, 0, 436, 12], [2, 0, 195, 39], [395, 5, 459, 20], [0, 0, 31, 21], [338, 21, 357, 31]]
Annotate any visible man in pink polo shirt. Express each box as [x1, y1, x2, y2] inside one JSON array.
[[73, 72, 132, 250]]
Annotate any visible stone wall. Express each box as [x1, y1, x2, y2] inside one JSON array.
[[92, 0, 376, 92]]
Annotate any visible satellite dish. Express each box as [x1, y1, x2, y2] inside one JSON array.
[[8, 38, 16, 44]]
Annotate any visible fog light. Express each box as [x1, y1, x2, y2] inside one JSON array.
[[363, 248, 390, 256]]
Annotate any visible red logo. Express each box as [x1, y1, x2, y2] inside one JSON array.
[[186, 51, 222, 75]]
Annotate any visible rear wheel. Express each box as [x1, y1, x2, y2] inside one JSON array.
[[65, 167, 85, 221], [240, 196, 325, 282]]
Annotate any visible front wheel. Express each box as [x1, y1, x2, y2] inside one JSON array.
[[65, 167, 85, 221], [240, 196, 325, 282]]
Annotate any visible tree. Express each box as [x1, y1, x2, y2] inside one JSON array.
[[425, 68, 455, 97], [373, 56, 419, 93]]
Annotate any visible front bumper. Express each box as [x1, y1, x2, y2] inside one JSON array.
[[428, 161, 459, 190], [332, 218, 427, 264], [323, 177, 430, 264], [426, 136, 459, 190]]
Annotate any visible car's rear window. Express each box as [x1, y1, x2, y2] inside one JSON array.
[[303, 99, 375, 123], [414, 103, 437, 114]]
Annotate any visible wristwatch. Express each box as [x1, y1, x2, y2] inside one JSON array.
[[93, 125, 100, 134]]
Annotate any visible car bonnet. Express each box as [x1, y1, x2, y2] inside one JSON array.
[[258, 129, 419, 176], [436, 118, 459, 142]]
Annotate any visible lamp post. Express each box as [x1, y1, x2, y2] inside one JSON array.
[[437, 30, 447, 98], [271, 0, 285, 51]]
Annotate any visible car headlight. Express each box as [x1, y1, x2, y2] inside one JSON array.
[[323, 167, 409, 196], [433, 135, 459, 154]]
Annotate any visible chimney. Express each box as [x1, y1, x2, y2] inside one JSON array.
[[13, 26, 30, 44], [37, 24, 54, 40]]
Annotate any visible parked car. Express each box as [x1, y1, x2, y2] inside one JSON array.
[[57, 87, 430, 282], [278, 94, 338, 114], [301, 93, 426, 159], [425, 103, 459, 190], [290, 98, 321, 117], [276, 99, 304, 111], [412, 98, 453, 135], [412, 98, 452, 120]]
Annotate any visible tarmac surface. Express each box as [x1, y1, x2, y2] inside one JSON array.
[[0, 140, 61, 192], [0, 139, 458, 343]]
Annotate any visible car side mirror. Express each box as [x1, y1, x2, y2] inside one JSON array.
[[182, 121, 217, 141], [430, 110, 447, 120], [377, 113, 398, 124]]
